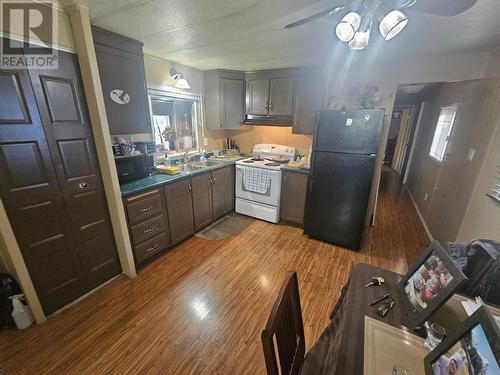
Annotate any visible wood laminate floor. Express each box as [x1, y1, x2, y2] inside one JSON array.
[[0, 169, 429, 374]]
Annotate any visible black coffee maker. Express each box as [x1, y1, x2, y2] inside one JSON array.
[[0, 273, 21, 329]]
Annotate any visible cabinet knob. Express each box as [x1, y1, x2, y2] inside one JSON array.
[[78, 182, 88, 189]]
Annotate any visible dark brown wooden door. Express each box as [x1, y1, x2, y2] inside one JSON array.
[[191, 171, 213, 231], [0, 67, 89, 314], [164, 178, 194, 245], [280, 171, 308, 225], [211, 168, 227, 220], [225, 166, 235, 212], [28, 52, 121, 291]]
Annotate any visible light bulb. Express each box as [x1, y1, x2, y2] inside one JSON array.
[[379, 10, 408, 40], [348, 29, 370, 50]]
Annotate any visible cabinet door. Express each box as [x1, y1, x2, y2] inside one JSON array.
[[0, 67, 88, 314], [220, 78, 245, 129], [28, 51, 122, 293], [191, 172, 213, 231], [246, 78, 269, 115], [269, 77, 294, 116], [280, 171, 308, 225], [211, 168, 227, 220], [225, 166, 235, 212], [293, 75, 323, 135], [164, 179, 194, 245], [94, 43, 150, 134]]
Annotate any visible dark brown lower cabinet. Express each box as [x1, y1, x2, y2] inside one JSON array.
[[211, 168, 227, 220], [280, 170, 309, 226], [164, 178, 195, 245], [225, 165, 235, 212], [191, 172, 213, 231], [0, 49, 121, 314]]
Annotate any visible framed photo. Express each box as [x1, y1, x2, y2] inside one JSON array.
[[424, 306, 500, 374], [398, 240, 468, 328]]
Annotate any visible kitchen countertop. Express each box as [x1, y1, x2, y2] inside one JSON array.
[[280, 165, 310, 175], [120, 158, 242, 197]]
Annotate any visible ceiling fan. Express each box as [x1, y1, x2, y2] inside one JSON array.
[[284, 0, 477, 50]]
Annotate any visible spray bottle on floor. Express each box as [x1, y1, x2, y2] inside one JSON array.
[[10, 294, 33, 329]]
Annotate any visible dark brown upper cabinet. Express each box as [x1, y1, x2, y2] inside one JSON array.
[[293, 74, 324, 135], [246, 77, 269, 116], [269, 78, 295, 116], [92, 26, 150, 135], [204, 70, 245, 130]]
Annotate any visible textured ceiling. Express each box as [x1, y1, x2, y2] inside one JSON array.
[[61, 0, 500, 71]]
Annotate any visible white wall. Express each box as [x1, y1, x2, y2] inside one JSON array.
[[458, 53, 500, 241]]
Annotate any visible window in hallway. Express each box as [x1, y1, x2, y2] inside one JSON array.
[[429, 105, 458, 163]]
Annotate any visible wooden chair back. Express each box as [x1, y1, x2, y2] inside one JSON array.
[[261, 271, 305, 375]]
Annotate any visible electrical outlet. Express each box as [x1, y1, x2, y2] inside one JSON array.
[[467, 148, 476, 161], [203, 137, 208, 147]]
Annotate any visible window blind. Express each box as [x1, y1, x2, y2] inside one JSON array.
[[487, 165, 500, 203]]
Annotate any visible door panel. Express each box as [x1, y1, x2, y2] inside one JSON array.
[[28, 52, 121, 294], [246, 78, 269, 115], [293, 75, 323, 135], [220, 78, 244, 129], [164, 179, 194, 244], [225, 166, 235, 212], [304, 152, 376, 250], [280, 171, 308, 225], [269, 78, 294, 116], [191, 172, 213, 231], [0, 67, 87, 314], [211, 168, 227, 220]]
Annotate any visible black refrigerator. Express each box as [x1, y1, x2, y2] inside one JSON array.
[[304, 109, 385, 250]]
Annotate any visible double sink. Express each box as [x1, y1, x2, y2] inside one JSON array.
[[180, 160, 223, 172]]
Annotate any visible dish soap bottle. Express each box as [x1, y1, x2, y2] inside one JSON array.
[[10, 294, 33, 329]]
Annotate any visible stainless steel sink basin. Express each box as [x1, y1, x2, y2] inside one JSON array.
[[180, 160, 222, 172]]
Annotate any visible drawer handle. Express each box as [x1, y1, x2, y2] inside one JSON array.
[[78, 182, 88, 189], [143, 226, 157, 234], [145, 244, 159, 253], [139, 207, 153, 213]]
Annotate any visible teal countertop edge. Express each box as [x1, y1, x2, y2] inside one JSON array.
[[120, 159, 238, 197], [280, 165, 310, 175]]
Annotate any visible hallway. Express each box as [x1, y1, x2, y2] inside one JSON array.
[[0, 168, 430, 374]]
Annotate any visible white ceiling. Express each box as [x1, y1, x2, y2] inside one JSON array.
[[61, 0, 500, 71]]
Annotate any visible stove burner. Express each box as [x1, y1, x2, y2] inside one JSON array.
[[243, 160, 254, 163], [265, 162, 280, 167], [251, 158, 264, 161]]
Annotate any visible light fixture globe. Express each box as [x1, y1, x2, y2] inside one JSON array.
[[379, 10, 408, 40], [175, 78, 191, 90], [348, 29, 370, 50], [335, 12, 361, 42]]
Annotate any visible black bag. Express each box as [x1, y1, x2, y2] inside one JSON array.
[[0, 273, 21, 329]]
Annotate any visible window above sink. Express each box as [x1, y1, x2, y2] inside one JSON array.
[[148, 88, 200, 156]]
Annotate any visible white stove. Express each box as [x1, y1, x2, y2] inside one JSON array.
[[235, 144, 296, 223]]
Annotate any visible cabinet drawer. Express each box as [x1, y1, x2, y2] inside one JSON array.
[[134, 233, 168, 264], [130, 214, 166, 245], [126, 191, 163, 225]]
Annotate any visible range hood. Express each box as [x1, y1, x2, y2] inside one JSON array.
[[245, 114, 293, 126]]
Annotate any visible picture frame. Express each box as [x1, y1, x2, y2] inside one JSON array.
[[398, 240, 468, 328], [424, 306, 500, 374]]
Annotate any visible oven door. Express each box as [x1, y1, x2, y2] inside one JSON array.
[[235, 165, 281, 206]]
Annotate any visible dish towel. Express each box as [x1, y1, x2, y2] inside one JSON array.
[[243, 167, 271, 194]]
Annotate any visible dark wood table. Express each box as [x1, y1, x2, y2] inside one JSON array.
[[300, 263, 473, 375]]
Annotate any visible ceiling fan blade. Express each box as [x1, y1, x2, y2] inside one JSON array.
[[284, 5, 345, 29], [409, 0, 477, 16]]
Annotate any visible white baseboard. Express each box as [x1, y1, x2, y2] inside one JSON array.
[[406, 186, 433, 241]]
